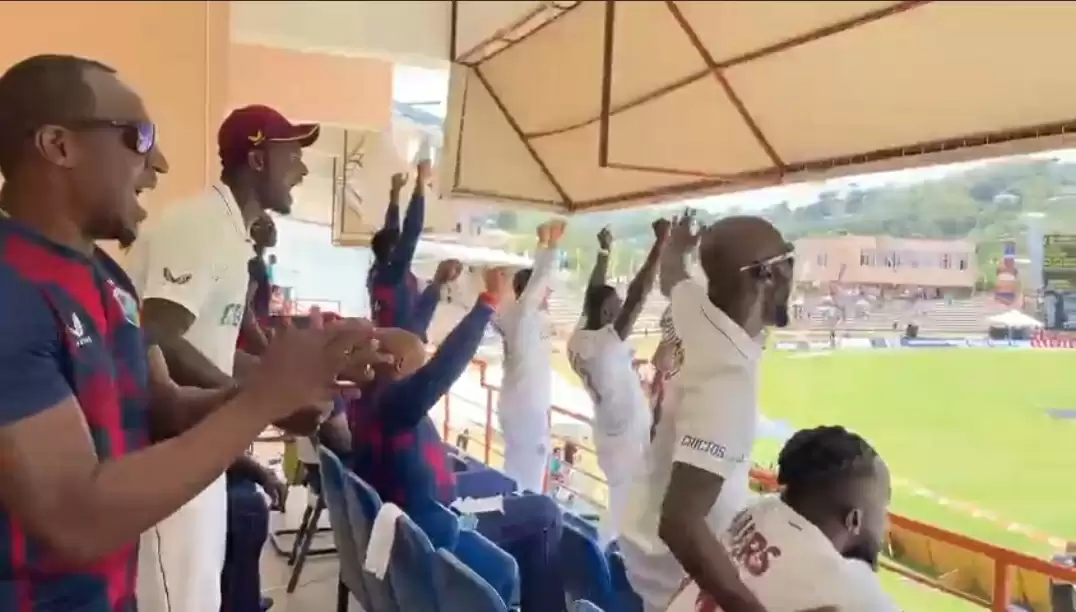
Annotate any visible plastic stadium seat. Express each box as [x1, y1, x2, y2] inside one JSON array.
[[388, 514, 441, 611], [563, 512, 599, 540], [345, 473, 398, 612], [432, 549, 509, 612], [560, 523, 616, 609], [455, 467, 519, 497], [607, 551, 644, 612], [415, 501, 461, 551], [573, 600, 606, 612], [314, 447, 368, 611], [452, 529, 520, 608]]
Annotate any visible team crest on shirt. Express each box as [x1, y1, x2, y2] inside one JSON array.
[[163, 267, 192, 285], [111, 284, 141, 327]]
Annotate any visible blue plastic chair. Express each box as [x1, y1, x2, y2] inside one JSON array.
[[453, 529, 519, 608], [344, 473, 398, 612], [455, 467, 518, 498], [560, 523, 615, 610], [563, 512, 599, 540], [388, 514, 441, 611], [414, 501, 460, 551], [607, 551, 644, 612], [432, 549, 508, 612], [573, 600, 606, 612], [315, 447, 366, 612]]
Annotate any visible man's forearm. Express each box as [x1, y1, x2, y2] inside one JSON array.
[[614, 242, 663, 338], [158, 335, 232, 389], [587, 252, 609, 288], [150, 384, 240, 441], [660, 248, 692, 298], [48, 389, 277, 564], [664, 519, 767, 612]]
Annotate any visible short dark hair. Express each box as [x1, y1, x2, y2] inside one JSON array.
[[0, 54, 116, 178], [513, 268, 533, 297], [583, 284, 616, 328], [370, 227, 399, 263], [777, 425, 878, 511]]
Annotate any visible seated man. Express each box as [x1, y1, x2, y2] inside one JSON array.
[[221, 455, 286, 612], [667, 426, 898, 612], [349, 268, 566, 612]]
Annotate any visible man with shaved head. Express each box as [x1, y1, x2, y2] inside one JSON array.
[[620, 216, 794, 612]]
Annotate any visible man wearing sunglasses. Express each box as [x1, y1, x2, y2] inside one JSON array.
[[126, 105, 319, 612], [0, 54, 376, 612], [620, 216, 794, 612]]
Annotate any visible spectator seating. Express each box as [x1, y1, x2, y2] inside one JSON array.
[[316, 445, 643, 612], [433, 549, 510, 612]]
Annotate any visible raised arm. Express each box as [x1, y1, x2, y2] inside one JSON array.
[[384, 161, 431, 283], [519, 220, 566, 311], [580, 227, 612, 320], [612, 219, 670, 340], [382, 295, 496, 430], [588, 226, 612, 290], [382, 172, 406, 232], [660, 211, 699, 298], [411, 259, 463, 342]]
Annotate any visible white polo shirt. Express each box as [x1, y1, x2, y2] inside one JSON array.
[[567, 322, 650, 438], [127, 184, 252, 612], [128, 184, 253, 374], [620, 279, 762, 610], [666, 496, 899, 611]]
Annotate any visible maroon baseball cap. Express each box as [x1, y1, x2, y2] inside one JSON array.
[[218, 105, 320, 167]]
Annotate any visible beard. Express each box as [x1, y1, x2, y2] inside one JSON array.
[[842, 537, 881, 570]]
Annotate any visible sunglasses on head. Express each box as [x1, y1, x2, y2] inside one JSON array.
[[63, 119, 156, 155]]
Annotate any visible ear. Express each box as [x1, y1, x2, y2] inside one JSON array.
[[844, 507, 863, 536], [247, 148, 266, 172], [35, 125, 78, 168]]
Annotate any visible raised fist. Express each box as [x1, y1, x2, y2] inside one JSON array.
[[416, 159, 433, 184], [390, 172, 408, 192], [597, 227, 613, 250], [483, 266, 509, 301], [434, 258, 464, 284], [653, 218, 672, 242], [670, 209, 700, 252], [538, 219, 568, 247]]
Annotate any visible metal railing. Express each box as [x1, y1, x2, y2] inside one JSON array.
[[441, 359, 1076, 611]]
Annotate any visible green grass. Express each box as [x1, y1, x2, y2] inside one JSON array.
[[552, 341, 1074, 610], [757, 349, 1074, 556]]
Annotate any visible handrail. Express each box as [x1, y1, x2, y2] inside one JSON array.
[[448, 358, 1076, 612]]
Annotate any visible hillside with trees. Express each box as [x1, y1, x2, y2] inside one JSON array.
[[491, 157, 1076, 287]]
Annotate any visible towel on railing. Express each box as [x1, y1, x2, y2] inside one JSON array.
[[365, 503, 406, 579]]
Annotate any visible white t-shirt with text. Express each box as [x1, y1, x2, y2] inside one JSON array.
[[620, 279, 762, 610], [666, 496, 900, 612]]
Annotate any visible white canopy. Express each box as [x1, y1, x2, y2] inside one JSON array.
[[986, 309, 1044, 329]]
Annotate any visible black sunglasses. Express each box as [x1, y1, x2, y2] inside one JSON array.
[[62, 119, 156, 155]]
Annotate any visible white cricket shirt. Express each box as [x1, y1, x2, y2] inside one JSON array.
[[666, 496, 900, 612], [567, 322, 649, 438], [620, 279, 762, 610]]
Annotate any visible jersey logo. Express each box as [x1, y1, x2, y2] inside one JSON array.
[[67, 313, 92, 348], [220, 303, 244, 327], [728, 511, 783, 577], [163, 267, 192, 285], [111, 283, 140, 327]]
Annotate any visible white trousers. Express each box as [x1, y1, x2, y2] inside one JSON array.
[[137, 475, 228, 612], [595, 418, 651, 546], [498, 391, 551, 494]]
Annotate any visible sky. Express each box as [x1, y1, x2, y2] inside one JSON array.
[[392, 64, 1076, 213]]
